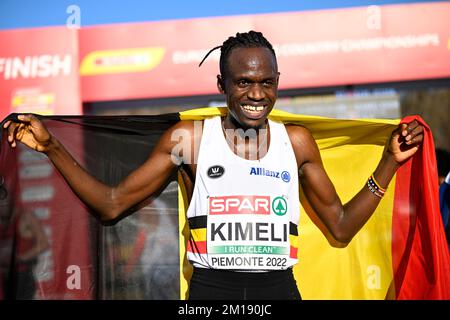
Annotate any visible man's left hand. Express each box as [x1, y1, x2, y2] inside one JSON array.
[[388, 120, 424, 164]]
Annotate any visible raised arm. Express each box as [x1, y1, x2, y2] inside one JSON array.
[[287, 121, 423, 244], [3, 114, 197, 222]]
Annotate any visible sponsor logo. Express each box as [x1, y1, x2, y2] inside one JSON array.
[[250, 167, 290, 183], [11, 89, 55, 115], [272, 197, 288, 216], [209, 196, 270, 215], [207, 165, 225, 178], [80, 47, 165, 76], [281, 171, 291, 183]]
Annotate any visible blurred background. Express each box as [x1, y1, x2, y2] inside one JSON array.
[[0, 0, 449, 299], [1, 0, 449, 149]]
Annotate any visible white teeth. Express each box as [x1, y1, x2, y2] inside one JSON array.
[[242, 105, 265, 112]]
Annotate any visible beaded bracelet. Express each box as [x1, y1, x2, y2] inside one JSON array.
[[367, 174, 386, 198]]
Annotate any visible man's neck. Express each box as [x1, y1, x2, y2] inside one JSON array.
[[221, 115, 270, 160]]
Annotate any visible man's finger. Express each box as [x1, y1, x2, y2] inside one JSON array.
[[19, 114, 42, 131], [405, 125, 423, 143], [12, 122, 22, 145], [406, 133, 423, 146], [400, 123, 408, 137], [17, 114, 36, 126], [16, 123, 26, 140], [3, 120, 10, 129], [7, 122, 18, 141], [402, 121, 418, 137], [406, 120, 419, 131], [6, 125, 16, 146], [17, 114, 32, 122]]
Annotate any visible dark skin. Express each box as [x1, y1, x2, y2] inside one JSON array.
[[3, 47, 424, 244]]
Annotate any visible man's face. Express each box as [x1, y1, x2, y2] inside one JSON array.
[[219, 47, 279, 129]]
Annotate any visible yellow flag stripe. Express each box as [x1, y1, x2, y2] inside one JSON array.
[[178, 107, 400, 300]]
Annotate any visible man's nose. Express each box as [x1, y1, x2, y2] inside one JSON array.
[[247, 84, 265, 101]]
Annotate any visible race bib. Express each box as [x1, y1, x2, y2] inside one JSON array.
[[207, 195, 291, 270]]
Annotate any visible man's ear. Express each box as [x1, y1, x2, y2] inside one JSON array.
[[276, 72, 280, 85], [217, 75, 225, 94]]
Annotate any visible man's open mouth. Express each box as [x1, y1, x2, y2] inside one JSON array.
[[240, 105, 268, 119], [241, 104, 265, 112]]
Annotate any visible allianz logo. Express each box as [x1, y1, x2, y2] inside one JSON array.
[[249, 167, 291, 183]]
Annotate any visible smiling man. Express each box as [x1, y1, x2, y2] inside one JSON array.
[[3, 31, 424, 300]]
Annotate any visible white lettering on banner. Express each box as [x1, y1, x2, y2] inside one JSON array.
[[172, 48, 220, 64], [21, 185, 55, 202], [274, 33, 439, 57], [35, 250, 54, 281], [0, 55, 72, 80], [172, 34, 440, 65]]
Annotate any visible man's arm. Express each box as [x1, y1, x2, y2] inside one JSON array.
[[3, 114, 197, 222], [287, 121, 423, 244]]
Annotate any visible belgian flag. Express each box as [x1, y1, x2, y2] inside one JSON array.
[[1, 107, 449, 300]]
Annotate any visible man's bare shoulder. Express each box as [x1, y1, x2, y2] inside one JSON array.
[[284, 123, 320, 166], [164, 119, 204, 139], [169, 119, 202, 130], [152, 119, 202, 151], [284, 123, 315, 146]]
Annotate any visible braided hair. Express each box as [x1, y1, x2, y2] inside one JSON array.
[[199, 30, 277, 77]]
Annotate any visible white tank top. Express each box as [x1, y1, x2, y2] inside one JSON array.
[[186, 116, 300, 271]]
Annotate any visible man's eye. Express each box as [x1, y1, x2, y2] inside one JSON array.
[[263, 81, 274, 87], [237, 80, 249, 87]]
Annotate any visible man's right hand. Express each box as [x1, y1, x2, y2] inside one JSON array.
[[3, 114, 52, 153]]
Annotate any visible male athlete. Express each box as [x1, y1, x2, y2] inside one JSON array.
[[3, 31, 424, 299]]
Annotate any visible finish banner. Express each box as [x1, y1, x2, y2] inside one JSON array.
[[79, 2, 450, 102], [1, 2, 448, 110], [0, 27, 82, 120]]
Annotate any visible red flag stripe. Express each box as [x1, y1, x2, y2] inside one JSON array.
[[392, 115, 450, 299]]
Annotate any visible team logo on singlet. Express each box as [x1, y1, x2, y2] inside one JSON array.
[[207, 165, 225, 178], [249, 167, 291, 183]]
